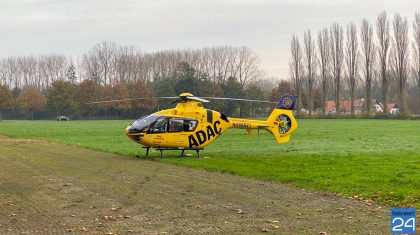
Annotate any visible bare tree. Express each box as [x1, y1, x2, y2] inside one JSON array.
[[114, 45, 141, 83], [235, 47, 263, 87], [42, 54, 68, 87], [346, 22, 359, 117], [304, 29, 316, 115], [413, 12, 420, 107], [391, 13, 409, 116], [289, 34, 303, 115], [75, 56, 84, 83], [361, 19, 376, 114], [83, 41, 116, 86], [330, 23, 344, 113], [82, 51, 102, 84], [1, 58, 20, 89], [317, 28, 331, 115], [377, 11, 391, 113], [10, 58, 21, 89]]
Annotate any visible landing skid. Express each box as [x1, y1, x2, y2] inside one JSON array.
[[140, 147, 203, 158]]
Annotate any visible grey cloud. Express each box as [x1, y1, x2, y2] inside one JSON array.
[[0, 0, 419, 78]]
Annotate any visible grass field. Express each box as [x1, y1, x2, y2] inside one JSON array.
[[0, 136, 390, 234], [0, 119, 419, 208]]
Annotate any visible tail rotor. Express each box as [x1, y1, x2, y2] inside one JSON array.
[[276, 114, 292, 134]]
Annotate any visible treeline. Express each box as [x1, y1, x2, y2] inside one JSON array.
[[0, 47, 278, 120], [290, 11, 420, 117], [0, 44, 262, 90]]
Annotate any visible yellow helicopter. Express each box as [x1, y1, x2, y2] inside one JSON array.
[[90, 93, 298, 158]]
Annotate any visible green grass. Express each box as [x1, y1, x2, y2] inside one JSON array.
[[0, 119, 419, 208]]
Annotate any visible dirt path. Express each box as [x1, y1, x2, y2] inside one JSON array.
[[0, 136, 389, 234]]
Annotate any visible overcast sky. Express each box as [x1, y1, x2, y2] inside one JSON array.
[[0, 0, 419, 78]]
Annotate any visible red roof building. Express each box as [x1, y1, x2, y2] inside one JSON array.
[[380, 103, 399, 114], [325, 99, 364, 114], [325, 99, 399, 114]]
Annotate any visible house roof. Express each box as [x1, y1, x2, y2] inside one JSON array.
[[326, 99, 398, 113], [326, 99, 364, 113], [326, 101, 335, 112], [380, 103, 397, 111]]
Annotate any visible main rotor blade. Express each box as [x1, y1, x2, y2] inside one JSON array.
[[169, 96, 210, 104], [202, 97, 277, 104], [186, 96, 210, 103], [87, 95, 275, 105], [86, 96, 177, 104]]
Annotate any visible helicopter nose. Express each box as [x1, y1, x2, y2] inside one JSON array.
[[126, 125, 141, 135], [125, 126, 131, 135], [125, 126, 143, 141]]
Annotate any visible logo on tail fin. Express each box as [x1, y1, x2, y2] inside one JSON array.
[[276, 95, 297, 110]]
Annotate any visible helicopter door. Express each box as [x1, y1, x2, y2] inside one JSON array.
[[165, 118, 198, 148], [168, 119, 184, 132], [167, 118, 198, 133]]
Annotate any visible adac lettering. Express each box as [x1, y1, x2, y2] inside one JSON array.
[[189, 121, 221, 148]]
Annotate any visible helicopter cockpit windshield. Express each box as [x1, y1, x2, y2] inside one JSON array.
[[128, 114, 163, 134]]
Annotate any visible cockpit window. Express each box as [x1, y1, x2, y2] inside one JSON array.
[[149, 117, 169, 133], [129, 114, 162, 133], [184, 119, 198, 131], [168, 118, 198, 132], [129, 115, 198, 134], [169, 119, 184, 132]]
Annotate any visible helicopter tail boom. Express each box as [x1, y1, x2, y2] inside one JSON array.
[[228, 95, 298, 144]]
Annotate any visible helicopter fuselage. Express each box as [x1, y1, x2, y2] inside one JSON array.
[[125, 97, 297, 150], [125, 101, 233, 149]]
